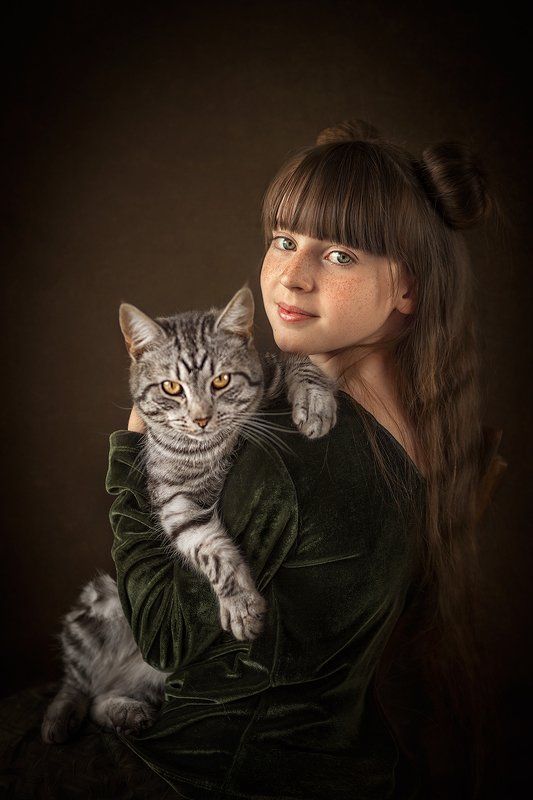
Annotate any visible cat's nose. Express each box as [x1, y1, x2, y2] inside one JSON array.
[[194, 417, 211, 429]]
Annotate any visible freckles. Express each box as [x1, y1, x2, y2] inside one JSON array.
[[260, 259, 276, 282], [259, 264, 271, 288], [326, 275, 366, 310], [323, 275, 351, 298]]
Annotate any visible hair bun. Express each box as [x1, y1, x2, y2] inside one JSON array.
[[417, 141, 492, 229], [316, 119, 382, 146]]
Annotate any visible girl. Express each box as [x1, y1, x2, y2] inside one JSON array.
[[119, 119, 498, 799]]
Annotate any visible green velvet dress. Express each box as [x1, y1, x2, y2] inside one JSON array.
[[105, 389, 425, 800]]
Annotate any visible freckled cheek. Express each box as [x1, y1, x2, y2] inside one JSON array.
[[261, 263, 284, 305], [260, 261, 275, 291], [260, 265, 279, 312], [321, 280, 375, 335], [323, 277, 371, 319], [259, 265, 268, 296]]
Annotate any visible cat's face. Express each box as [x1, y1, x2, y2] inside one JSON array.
[[119, 285, 263, 441]]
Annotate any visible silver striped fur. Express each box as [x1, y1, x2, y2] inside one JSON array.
[[42, 285, 338, 744]]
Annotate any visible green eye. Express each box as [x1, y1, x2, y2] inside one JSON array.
[[212, 374, 230, 390], [162, 380, 182, 395], [329, 251, 353, 265], [280, 236, 295, 250]]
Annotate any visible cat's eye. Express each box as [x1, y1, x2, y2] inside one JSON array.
[[161, 380, 182, 396], [212, 373, 231, 390]]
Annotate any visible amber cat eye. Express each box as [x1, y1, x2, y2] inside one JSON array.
[[161, 380, 182, 395], [212, 374, 230, 390]]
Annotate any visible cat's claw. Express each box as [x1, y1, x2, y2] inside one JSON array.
[[290, 387, 338, 439], [218, 589, 268, 641]]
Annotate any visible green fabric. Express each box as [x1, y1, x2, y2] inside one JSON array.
[[105, 390, 424, 800]]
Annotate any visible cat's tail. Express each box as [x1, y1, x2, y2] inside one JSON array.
[[41, 682, 90, 744]]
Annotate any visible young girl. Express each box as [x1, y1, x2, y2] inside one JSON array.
[[0, 119, 498, 800], [118, 119, 497, 799]]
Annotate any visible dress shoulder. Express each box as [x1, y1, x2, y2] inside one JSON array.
[[237, 391, 400, 561]]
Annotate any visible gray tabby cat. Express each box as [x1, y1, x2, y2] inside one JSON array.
[[42, 284, 338, 744]]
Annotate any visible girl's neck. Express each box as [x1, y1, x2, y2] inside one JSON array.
[[310, 346, 425, 477], [310, 346, 398, 409]]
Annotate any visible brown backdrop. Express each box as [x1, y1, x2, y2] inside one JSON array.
[[1, 2, 530, 795]]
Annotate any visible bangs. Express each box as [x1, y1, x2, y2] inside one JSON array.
[[261, 142, 405, 258]]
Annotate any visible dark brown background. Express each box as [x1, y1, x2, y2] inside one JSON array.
[[1, 1, 531, 795]]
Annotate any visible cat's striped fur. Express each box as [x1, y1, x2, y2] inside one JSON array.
[[42, 285, 338, 744]]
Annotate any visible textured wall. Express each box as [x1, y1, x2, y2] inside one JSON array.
[[1, 2, 530, 794]]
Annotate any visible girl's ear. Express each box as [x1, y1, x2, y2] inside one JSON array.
[[215, 283, 255, 341], [395, 270, 417, 316], [119, 303, 165, 361]]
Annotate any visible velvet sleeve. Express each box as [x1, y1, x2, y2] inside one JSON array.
[[105, 429, 299, 674]]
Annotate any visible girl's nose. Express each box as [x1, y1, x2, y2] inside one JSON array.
[[279, 252, 314, 292]]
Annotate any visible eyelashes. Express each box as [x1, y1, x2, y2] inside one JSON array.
[[271, 235, 357, 267]]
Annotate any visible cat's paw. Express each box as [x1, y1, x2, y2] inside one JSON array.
[[290, 385, 338, 439], [218, 589, 268, 641], [106, 698, 158, 736]]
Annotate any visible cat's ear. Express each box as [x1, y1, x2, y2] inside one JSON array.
[[215, 283, 255, 345], [119, 303, 165, 361]]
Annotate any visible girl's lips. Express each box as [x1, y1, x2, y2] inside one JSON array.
[[277, 302, 316, 316], [276, 304, 318, 322]]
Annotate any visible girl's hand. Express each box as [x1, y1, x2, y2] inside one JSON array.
[[128, 405, 146, 433]]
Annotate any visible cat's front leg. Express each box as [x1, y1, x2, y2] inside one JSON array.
[[283, 353, 339, 439], [159, 496, 267, 641]]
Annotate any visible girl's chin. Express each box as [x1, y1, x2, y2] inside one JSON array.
[[272, 332, 312, 354]]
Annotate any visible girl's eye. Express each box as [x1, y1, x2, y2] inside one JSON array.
[[212, 373, 231, 390], [272, 235, 296, 250], [162, 380, 182, 396], [272, 235, 356, 266], [327, 250, 354, 266]]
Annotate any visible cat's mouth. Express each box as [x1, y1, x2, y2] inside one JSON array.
[[168, 419, 225, 440], [178, 423, 218, 439]]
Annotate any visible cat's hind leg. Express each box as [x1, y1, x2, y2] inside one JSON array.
[[42, 571, 159, 744], [90, 692, 159, 735]]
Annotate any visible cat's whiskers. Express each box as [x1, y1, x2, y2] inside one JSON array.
[[237, 428, 280, 460], [247, 409, 294, 416], [230, 415, 298, 455], [233, 420, 298, 458], [111, 402, 136, 412], [230, 409, 300, 432]]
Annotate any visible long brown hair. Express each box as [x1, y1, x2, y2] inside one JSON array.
[[259, 119, 503, 797]]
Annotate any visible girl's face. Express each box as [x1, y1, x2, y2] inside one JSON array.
[[260, 229, 414, 366]]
